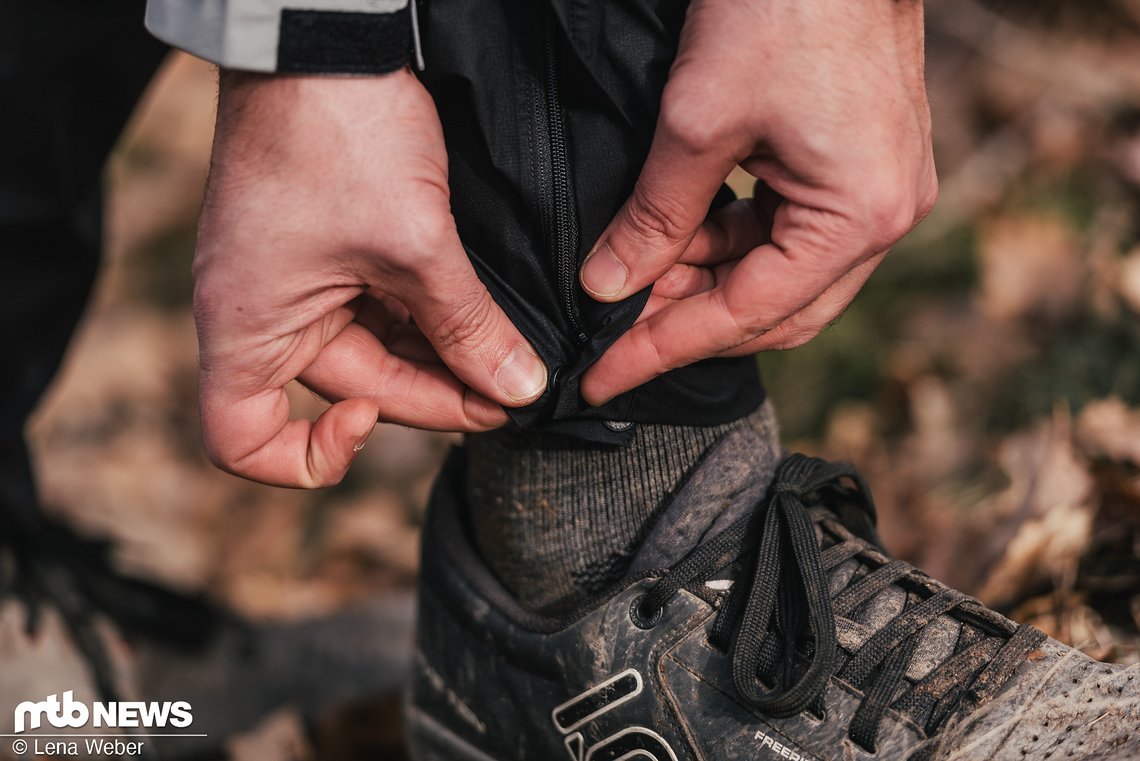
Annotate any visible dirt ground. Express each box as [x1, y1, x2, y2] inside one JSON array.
[[9, 1, 1140, 758]]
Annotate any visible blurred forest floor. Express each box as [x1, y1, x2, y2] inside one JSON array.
[[16, 0, 1140, 758]]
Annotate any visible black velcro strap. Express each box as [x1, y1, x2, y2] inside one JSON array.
[[277, 7, 411, 75]]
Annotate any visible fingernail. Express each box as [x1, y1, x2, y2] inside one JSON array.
[[354, 425, 375, 453], [495, 346, 547, 402], [581, 243, 628, 298]]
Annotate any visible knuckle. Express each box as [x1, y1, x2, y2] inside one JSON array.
[[859, 161, 940, 247], [626, 183, 690, 243], [202, 435, 243, 478], [657, 266, 690, 296], [916, 174, 939, 221], [304, 450, 343, 490], [203, 443, 232, 474], [732, 311, 772, 337], [664, 114, 715, 154], [638, 321, 671, 373], [863, 185, 918, 247], [299, 472, 331, 490], [717, 291, 772, 342], [378, 216, 455, 272], [432, 289, 497, 352], [659, 89, 731, 154], [411, 221, 455, 260]]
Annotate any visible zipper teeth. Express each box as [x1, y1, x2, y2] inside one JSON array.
[[544, 15, 587, 346]]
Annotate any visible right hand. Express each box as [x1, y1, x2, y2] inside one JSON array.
[[579, 0, 936, 406], [194, 69, 547, 488]]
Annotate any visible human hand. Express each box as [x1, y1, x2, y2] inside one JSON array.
[[194, 69, 547, 487], [579, 0, 937, 405]]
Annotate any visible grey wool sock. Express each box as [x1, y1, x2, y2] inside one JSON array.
[[464, 401, 782, 616]]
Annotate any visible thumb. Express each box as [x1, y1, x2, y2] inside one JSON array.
[[201, 383, 379, 489], [393, 230, 548, 408], [581, 124, 737, 303]]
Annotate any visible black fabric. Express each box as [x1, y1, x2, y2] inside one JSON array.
[[419, 0, 765, 443], [277, 8, 412, 75]]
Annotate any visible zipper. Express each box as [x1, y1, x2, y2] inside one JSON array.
[[540, 10, 588, 347]]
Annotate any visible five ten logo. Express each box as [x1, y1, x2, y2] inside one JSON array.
[[14, 691, 193, 734], [551, 670, 679, 761]]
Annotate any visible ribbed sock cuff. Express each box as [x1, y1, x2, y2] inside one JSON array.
[[464, 402, 781, 615]]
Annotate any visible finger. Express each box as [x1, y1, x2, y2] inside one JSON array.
[[353, 292, 410, 339], [580, 106, 738, 302], [652, 263, 717, 301], [679, 197, 773, 267], [384, 326, 441, 364], [299, 322, 508, 431], [650, 196, 773, 301], [391, 229, 548, 407], [199, 378, 379, 489], [716, 251, 886, 355], [353, 294, 440, 364], [581, 212, 872, 404], [637, 293, 675, 323], [196, 298, 384, 488]]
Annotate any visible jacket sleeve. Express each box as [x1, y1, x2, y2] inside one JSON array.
[[146, 0, 417, 75]]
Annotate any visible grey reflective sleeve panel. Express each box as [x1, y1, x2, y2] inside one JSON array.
[[145, 0, 414, 74]]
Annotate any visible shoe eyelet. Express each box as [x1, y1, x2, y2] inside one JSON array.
[[630, 596, 663, 629]]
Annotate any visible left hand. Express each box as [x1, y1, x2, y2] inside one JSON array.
[[579, 0, 938, 406], [193, 70, 545, 488]]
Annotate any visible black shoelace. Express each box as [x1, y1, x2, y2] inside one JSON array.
[[632, 454, 1046, 757]]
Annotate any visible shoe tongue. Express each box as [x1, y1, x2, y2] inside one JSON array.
[[626, 427, 781, 575]]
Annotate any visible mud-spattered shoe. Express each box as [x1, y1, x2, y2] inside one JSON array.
[[407, 433, 1140, 761]]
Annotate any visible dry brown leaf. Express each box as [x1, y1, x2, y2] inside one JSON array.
[[975, 410, 1096, 605], [976, 214, 1083, 322], [1077, 397, 1140, 466]]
